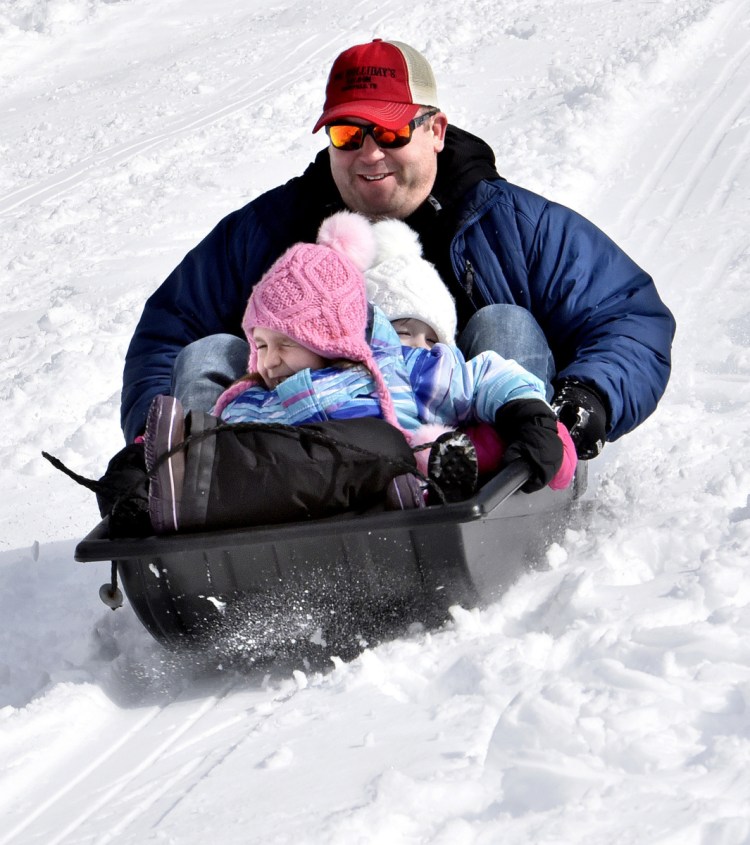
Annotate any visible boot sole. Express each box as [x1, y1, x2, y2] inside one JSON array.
[[427, 432, 478, 504]]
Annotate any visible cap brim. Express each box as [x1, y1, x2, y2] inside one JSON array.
[[312, 100, 421, 134]]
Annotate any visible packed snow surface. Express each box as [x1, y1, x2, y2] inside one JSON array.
[[1, 0, 749, 842]]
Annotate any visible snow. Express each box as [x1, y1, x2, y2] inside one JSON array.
[[1, 0, 749, 841]]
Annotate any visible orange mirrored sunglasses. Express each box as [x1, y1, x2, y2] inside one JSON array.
[[325, 109, 439, 151]]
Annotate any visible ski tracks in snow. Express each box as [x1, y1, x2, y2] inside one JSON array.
[[0, 35, 320, 217], [590, 0, 750, 450], [0, 673, 304, 845], [0, 0, 398, 219], [602, 0, 750, 286]]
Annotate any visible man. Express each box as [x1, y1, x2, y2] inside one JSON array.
[[121, 39, 675, 460]]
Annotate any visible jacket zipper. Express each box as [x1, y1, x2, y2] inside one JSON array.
[[463, 260, 475, 297]]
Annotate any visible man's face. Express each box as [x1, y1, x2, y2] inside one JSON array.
[[328, 112, 448, 220]]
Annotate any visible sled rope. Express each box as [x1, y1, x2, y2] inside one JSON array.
[[41, 451, 107, 493], [42, 448, 158, 516]]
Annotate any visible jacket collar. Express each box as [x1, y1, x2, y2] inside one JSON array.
[[430, 125, 502, 216]]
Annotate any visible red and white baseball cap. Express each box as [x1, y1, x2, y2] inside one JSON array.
[[312, 39, 440, 133]]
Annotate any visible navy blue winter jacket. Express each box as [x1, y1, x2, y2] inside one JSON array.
[[121, 126, 675, 443]]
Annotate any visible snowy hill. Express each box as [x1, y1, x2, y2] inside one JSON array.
[[1, 0, 749, 842]]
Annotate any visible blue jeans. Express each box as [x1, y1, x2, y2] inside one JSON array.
[[457, 304, 555, 399], [171, 334, 249, 413]]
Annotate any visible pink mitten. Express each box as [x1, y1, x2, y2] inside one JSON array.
[[462, 422, 504, 476], [549, 421, 578, 490], [464, 420, 577, 490]]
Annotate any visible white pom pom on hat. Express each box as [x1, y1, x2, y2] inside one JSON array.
[[317, 210, 377, 272], [365, 218, 457, 345], [368, 217, 423, 264]]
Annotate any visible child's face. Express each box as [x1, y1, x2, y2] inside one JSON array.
[[392, 318, 439, 349], [253, 327, 328, 389]]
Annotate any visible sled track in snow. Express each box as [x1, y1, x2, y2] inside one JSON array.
[[0, 0, 398, 218], [0, 680, 238, 845], [613, 0, 750, 259], [0, 676, 304, 845], [0, 33, 331, 218]]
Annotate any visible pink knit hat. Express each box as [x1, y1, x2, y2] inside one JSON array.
[[214, 211, 403, 430]]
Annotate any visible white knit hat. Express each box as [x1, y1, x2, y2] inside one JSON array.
[[365, 219, 457, 345]]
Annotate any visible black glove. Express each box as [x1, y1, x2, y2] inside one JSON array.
[[495, 399, 563, 493], [96, 443, 151, 537], [552, 380, 608, 460]]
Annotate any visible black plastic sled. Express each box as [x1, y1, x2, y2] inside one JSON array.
[[75, 461, 586, 657]]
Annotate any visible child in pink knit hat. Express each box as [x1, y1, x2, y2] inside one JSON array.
[[142, 211, 570, 534], [212, 210, 406, 434]]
